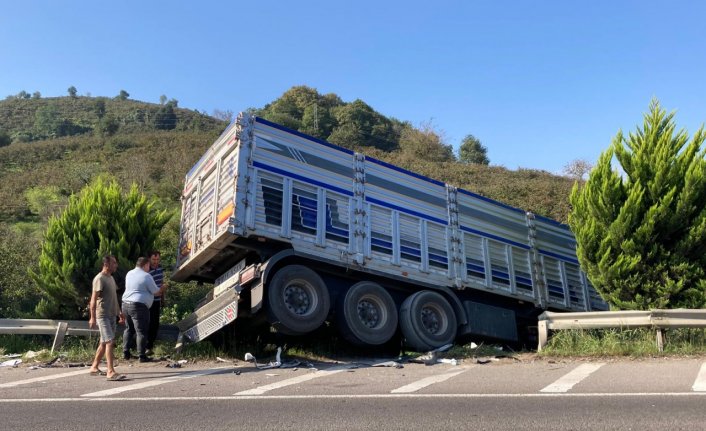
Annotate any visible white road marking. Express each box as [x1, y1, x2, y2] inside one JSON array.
[[3, 392, 706, 403], [391, 367, 471, 393], [81, 367, 230, 398], [235, 367, 347, 395], [540, 363, 605, 393], [692, 362, 706, 391], [0, 369, 90, 388]]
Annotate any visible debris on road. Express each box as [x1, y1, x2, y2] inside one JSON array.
[[0, 359, 22, 367], [244, 347, 301, 370], [371, 360, 403, 369]]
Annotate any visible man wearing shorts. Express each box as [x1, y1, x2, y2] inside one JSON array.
[[88, 255, 126, 381]]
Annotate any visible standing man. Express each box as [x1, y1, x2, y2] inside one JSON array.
[[146, 250, 168, 356], [88, 255, 126, 381], [122, 257, 165, 362]]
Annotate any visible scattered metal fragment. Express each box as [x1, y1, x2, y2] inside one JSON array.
[[244, 347, 293, 370], [371, 361, 403, 369]]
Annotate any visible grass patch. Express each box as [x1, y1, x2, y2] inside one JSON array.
[[540, 328, 706, 357]]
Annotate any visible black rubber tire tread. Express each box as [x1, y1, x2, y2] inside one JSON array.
[[267, 265, 330, 335], [399, 290, 457, 352], [339, 281, 398, 346]]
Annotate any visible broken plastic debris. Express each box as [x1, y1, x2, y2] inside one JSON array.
[[216, 357, 229, 363], [177, 359, 188, 364], [469, 342, 478, 349], [279, 360, 300, 369], [410, 351, 438, 365], [0, 359, 22, 367], [437, 358, 458, 366], [244, 347, 290, 370], [371, 361, 403, 369]]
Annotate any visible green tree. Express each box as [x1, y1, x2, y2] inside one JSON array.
[[159, 94, 167, 105], [154, 102, 177, 130], [328, 100, 397, 151], [459, 134, 489, 165], [116, 90, 129, 100], [0, 224, 42, 317], [398, 122, 455, 162], [94, 98, 106, 119], [68, 86, 78, 98], [32, 91, 41, 99], [0, 129, 11, 147], [31, 178, 171, 318], [34, 104, 64, 138], [17, 90, 30, 99], [569, 100, 706, 310], [95, 115, 119, 136]]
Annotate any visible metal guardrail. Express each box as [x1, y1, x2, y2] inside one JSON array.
[[537, 309, 706, 352], [0, 319, 179, 353]]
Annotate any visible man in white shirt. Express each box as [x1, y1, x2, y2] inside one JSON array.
[[121, 257, 165, 362]]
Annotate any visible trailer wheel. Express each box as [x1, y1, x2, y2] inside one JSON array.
[[267, 265, 330, 335], [399, 290, 457, 351], [339, 282, 398, 346]]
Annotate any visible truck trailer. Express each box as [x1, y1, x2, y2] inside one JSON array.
[[172, 113, 607, 351]]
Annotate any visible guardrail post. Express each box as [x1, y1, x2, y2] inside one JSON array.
[[538, 320, 548, 352], [51, 322, 69, 354], [655, 328, 665, 353]]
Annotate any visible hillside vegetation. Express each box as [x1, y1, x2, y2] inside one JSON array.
[[0, 86, 577, 318]]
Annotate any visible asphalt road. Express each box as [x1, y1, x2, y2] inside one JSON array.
[[2, 356, 706, 430]]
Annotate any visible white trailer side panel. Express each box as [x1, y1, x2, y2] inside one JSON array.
[[174, 114, 607, 312]]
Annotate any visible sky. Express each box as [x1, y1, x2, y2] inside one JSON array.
[[2, 1, 705, 174]]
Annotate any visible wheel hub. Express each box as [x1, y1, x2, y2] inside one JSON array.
[[420, 306, 442, 334], [357, 299, 380, 328], [284, 284, 311, 315]]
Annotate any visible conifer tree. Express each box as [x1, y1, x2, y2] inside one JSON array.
[[31, 178, 170, 318], [569, 100, 706, 309]]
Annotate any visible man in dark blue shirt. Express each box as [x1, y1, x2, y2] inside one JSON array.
[[146, 250, 168, 355]]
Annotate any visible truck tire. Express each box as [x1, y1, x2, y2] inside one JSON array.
[[339, 282, 398, 346], [267, 265, 330, 335], [399, 290, 457, 352]]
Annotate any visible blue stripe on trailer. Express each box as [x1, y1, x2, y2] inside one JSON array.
[[366, 197, 447, 225], [253, 161, 353, 197], [539, 249, 580, 264], [459, 226, 530, 250], [429, 253, 448, 264], [534, 213, 570, 229]]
